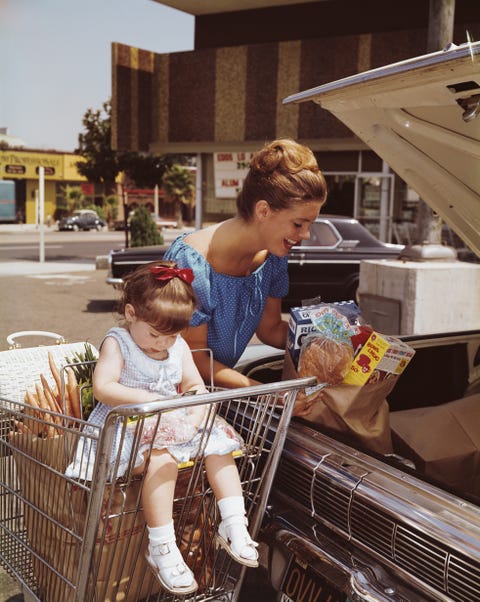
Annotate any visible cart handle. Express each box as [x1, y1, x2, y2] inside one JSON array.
[[7, 330, 66, 349]]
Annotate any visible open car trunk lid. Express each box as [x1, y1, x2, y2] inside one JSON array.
[[284, 41, 480, 258]]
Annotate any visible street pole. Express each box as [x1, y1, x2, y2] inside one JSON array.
[[415, 0, 456, 245], [38, 166, 45, 263], [195, 153, 202, 230], [154, 184, 159, 216], [122, 185, 129, 249]]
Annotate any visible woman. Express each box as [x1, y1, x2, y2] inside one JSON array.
[[165, 139, 327, 413]]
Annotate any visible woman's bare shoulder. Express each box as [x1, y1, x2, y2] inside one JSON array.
[[185, 223, 220, 255]]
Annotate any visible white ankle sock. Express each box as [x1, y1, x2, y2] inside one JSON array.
[[217, 496, 245, 520], [148, 521, 175, 544]]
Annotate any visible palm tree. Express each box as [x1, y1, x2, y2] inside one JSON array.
[[162, 164, 195, 228]]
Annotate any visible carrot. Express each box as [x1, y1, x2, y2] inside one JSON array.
[[35, 383, 58, 436], [25, 389, 40, 410], [40, 377, 63, 427], [24, 389, 43, 434], [48, 352, 62, 397], [67, 368, 82, 419], [13, 419, 33, 435], [35, 382, 50, 411], [40, 374, 62, 413], [48, 352, 66, 411]]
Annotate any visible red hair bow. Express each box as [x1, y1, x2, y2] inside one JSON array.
[[150, 265, 195, 284]]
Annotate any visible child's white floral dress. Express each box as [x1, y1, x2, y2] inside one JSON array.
[[65, 327, 242, 481]]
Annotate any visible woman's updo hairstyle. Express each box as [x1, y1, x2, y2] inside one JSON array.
[[236, 138, 327, 220]]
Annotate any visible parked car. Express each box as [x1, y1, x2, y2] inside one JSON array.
[[106, 215, 403, 304], [235, 41, 480, 602], [58, 210, 106, 231], [284, 215, 403, 309]]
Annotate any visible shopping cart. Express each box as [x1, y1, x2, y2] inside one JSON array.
[[0, 335, 315, 601]]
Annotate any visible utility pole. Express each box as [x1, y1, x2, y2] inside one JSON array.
[[415, 0, 455, 244]]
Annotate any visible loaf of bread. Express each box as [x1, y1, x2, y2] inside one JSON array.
[[298, 335, 354, 385]]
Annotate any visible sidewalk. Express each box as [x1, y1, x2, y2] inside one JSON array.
[[0, 260, 96, 277]]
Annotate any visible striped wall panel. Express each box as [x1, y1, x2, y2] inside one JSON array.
[[112, 29, 428, 153]]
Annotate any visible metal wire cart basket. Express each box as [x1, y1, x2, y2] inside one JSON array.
[[0, 339, 314, 601]]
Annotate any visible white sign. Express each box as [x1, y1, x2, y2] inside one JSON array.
[[214, 151, 254, 198]]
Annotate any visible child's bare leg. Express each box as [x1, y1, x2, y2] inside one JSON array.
[[142, 449, 177, 526], [204, 453, 243, 499], [143, 449, 198, 594], [205, 454, 258, 567]]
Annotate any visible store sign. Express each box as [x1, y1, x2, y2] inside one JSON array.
[[80, 183, 95, 195], [214, 152, 254, 198], [5, 164, 26, 175], [35, 166, 55, 176], [0, 151, 61, 179]]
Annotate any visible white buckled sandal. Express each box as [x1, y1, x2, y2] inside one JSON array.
[[216, 515, 259, 568], [145, 540, 198, 595]]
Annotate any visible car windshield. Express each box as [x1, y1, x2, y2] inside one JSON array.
[[334, 220, 383, 246]]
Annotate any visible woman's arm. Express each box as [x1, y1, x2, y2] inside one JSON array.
[[182, 323, 261, 388], [255, 296, 289, 349], [257, 297, 317, 417], [92, 337, 160, 406]]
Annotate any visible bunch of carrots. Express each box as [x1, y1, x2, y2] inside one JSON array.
[[15, 352, 82, 438]]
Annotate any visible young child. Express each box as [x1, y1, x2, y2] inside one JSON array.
[[66, 261, 258, 596]]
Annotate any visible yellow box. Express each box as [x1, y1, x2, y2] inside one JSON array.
[[343, 331, 415, 386]]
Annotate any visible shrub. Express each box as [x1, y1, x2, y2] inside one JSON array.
[[129, 206, 163, 247]]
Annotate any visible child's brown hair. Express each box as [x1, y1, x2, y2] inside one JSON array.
[[119, 261, 197, 334]]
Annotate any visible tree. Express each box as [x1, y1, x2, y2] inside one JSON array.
[[75, 100, 120, 197], [121, 152, 177, 189], [162, 164, 195, 227], [63, 185, 85, 213], [129, 205, 163, 247]]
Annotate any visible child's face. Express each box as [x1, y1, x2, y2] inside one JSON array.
[[125, 304, 178, 359]]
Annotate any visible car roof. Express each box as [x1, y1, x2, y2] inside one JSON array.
[[284, 41, 480, 257]]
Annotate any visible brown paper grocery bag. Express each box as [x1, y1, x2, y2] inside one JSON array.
[[307, 381, 394, 454], [10, 432, 158, 602], [283, 350, 394, 454]]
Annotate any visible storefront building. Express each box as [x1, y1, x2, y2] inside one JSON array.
[[0, 149, 88, 224], [111, 0, 479, 243]]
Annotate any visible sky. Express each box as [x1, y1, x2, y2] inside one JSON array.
[[0, 0, 194, 152]]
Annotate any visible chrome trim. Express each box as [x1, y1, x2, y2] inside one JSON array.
[[283, 42, 480, 106], [269, 526, 428, 601], [271, 425, 480, 602], [106, 276, 123, 288]]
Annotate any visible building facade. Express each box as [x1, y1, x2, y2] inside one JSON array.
[[0, 149, 90, 224], [111, 0, 480, 241]]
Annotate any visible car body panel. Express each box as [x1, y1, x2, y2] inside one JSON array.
[[286, 216, 403, 307]]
